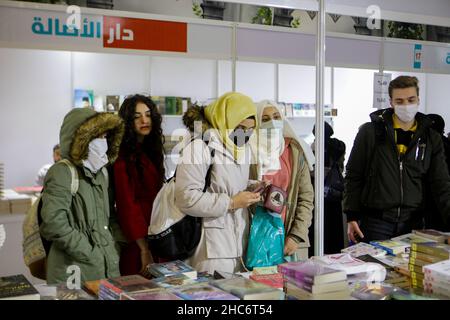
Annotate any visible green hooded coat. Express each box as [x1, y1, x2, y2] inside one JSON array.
[[40, 108, 125, 285]]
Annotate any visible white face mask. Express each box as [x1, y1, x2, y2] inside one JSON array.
[[260, 119, 284, 131], [258, 119, 285, 175], [82, 138, 109, 173], [394, 103, 419, 123]]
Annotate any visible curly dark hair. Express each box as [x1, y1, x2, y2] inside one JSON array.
[[118, 94, 165, 187]]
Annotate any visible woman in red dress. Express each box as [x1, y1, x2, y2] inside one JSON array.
[[114, 95, 165, 276]]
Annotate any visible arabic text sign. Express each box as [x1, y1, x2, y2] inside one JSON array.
[[103, 16, 187, 52]]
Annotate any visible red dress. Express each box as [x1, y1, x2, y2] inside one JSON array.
[[113, 146, 162, 275]]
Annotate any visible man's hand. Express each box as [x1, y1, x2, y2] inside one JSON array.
[[347, 221, 364, 243]]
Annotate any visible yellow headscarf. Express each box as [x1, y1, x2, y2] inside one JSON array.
[[204, 92, 257, 160]]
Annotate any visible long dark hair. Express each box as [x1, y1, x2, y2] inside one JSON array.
[[118, 94, 165, 187]]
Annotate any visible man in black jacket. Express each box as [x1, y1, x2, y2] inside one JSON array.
[[343, 76, 450, 243]]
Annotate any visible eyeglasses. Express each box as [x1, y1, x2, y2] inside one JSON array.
[[235, 126, 254, 134]]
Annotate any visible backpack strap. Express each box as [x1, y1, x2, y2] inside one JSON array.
[[59, 159, 79, 195], [172, 137, 215, 193]]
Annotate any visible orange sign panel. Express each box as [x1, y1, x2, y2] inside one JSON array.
[[103, 16, 187, 52]]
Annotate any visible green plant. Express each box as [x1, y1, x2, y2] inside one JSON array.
[[387, 21, 424, 40], [252, 7, 272, 26], [291, 17, 300, 28], [192, 2, 203, 17]]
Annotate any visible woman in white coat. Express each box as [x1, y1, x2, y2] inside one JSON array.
[[175, 92, 260, 274]]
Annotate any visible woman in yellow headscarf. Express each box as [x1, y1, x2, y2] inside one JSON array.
[[175, 92, 261, 274]]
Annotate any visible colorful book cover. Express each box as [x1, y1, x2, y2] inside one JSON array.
[[251, 266, 279, 275], [423, 259, 450, 281], [369, 240, 410, 255], [249, 273, 284, 289], [74, 89, 94, 108], [101, 275, 160, 296], [106, 95, 120, 112], [341, 242, 386, 258], [152, 274, 196, 289], [172, 283, 239, 300], [147, 260, 197, 279]]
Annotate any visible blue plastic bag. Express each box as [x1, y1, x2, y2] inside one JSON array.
[[245, 206, 285, 269]]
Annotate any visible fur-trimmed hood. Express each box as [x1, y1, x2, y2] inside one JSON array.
[[59, 108, 124, 167], [182, 104, 212, 134]]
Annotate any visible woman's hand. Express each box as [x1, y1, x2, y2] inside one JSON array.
[[230, 191, 261, 210], [139, 249, 154, 277], [284, 237, 299, 256]]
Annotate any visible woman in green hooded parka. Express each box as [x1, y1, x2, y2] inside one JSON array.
[[40, 108, 125, 285]]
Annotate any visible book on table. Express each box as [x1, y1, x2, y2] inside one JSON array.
[[99, 275, 160, 300], [0, 274, 40, 300], [172, 283, 239, 300], [121, 289, 182, 300], [278, 260, 347, 285], [211, 277, 285, 300], [147, 260, 197, 279]]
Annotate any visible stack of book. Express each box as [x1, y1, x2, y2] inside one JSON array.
[[392, 233, 437, 247], [211, 277, 284, 300], [409, 242, 450, 289], [312, 253, 386, 282], [423, 260, 450, 298], [413, 229, 450, 244], [99, 275, 161, 300], [146, 260, 197, 279], [278, 260, 350, 300], [0, 274, 40, 300]]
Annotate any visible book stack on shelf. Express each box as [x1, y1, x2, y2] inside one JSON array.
[[280, 102, 337, 118], [423, 259, 450, 298], [0, 274, 40, 300], [98, 274, 161, 300], [278, 260, 350, 300], [410, 242, 450, 290], [152, 96, 192, 116]]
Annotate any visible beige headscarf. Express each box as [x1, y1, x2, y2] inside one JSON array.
[[253, 100, 315, 178]]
